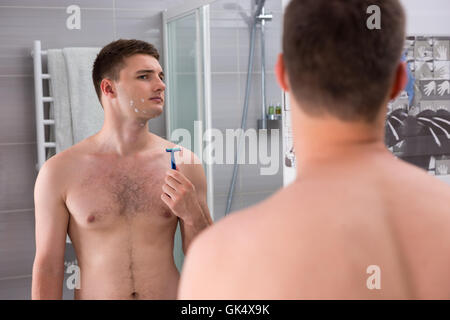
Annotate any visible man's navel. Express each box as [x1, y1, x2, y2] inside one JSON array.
[[130, 291, 139, 299]]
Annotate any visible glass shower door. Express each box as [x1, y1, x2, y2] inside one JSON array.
[[166, 12, 203, 152], [163, 3, 213, 271]]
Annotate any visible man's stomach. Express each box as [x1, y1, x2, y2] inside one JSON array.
[[70, 229, 180, 300]]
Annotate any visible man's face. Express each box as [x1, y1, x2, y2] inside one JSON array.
[[115, 54, 166, 118]]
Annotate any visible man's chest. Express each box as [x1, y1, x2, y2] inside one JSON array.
[[65, 157, 175, 227]]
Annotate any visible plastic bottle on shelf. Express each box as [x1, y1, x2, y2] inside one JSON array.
[[268, 102, 275, 115], [275, 103, 282, 116]]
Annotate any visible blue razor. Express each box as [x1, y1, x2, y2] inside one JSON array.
[[165, 148, 181, 169]]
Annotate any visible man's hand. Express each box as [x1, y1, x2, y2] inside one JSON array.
[[161, 168, 203, 224]]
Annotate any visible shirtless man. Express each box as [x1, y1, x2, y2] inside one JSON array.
[[178, 0, 450, 299], [32, 39, 212, 300]]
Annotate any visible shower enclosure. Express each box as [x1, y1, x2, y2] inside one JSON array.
[[163, 0, 284, 269]]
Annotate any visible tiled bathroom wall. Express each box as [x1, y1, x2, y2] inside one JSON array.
[[0, 0, 284, 299]]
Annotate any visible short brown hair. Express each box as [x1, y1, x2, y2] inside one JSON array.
[[283, 0, 406, 123], [92, 39, 160, 104]]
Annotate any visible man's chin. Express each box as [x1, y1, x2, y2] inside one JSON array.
[[147, 105, 164, 119], [154, 105, 164, 116]]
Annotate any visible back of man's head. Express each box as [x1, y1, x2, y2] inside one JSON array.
[[283, 0, 406, 123]]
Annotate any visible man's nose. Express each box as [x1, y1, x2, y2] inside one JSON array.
[[155, 77, 166, 91]]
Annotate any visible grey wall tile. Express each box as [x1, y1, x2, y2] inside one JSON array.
[[0, 76, 36, 144], [213, 192, 242, 221], [0, 210, 35, 278], [264, 11, 282, 70], [264, 0, 283, 12], [211, 101, 242, 132], [0, 7, 115, 76], [0, 1, 113, 8], [233, 125, 283, 193], [210, 0, 282, 21], [210, 0, 241, 12], [0, 144, 37, 211], [0, 274, 76, 300], [115, 0, 186, 11], [213, 192, 227, 221], [210, 26, 239, 73], [0, 275, 32, 299], [210, 8, 250, 29], [211, 73, 241, 130], [149, 113, 166, 139], [216, 189, 274, 217], [236, 189, 274, 211], [265, 73, 283, 107], [240, 161, 283, 193], [239, 73, 262, 127], [114, 9, 163, 51], [212, 163, 236, 194], [239, 0, 282, 12]]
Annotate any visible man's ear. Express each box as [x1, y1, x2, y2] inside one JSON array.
[[100, 79, 116, 98], [389, 62, 408, 100], [275, 53, 289, 92]]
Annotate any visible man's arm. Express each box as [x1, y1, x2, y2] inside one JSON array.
[[178, 162, 213, 254], [161, 151, 213, 254], [32, 159, 69, 299]]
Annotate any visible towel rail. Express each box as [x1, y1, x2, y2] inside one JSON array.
[[32, 40, 55, 171]]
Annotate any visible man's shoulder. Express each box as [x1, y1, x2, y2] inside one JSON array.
[[42, 143, 83, 170], [187, 199, 272, 261], [392, 157, 450, 202], [37, 139, 92, 186], [179, 206, 259, 298]]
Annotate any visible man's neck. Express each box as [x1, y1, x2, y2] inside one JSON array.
[[93, 107, 153, 156], [290, 102, 389, 178]]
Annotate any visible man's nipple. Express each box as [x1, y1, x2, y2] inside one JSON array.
[[87, 215, 96, 223]]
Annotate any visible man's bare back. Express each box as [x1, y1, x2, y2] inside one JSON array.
[[34, 133, 193, 299], [178, 149, 450, 299], [177, 0, 450, 300]]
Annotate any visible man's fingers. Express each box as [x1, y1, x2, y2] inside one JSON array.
[[166, 169, 190, 186], [162, 184, 177, 200], [161, 193, 173, 206], [165, 175, 181, 190]]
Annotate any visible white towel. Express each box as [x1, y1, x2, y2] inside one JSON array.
[[63, 47, 103, 146], [47, 47, 103, 153], [47, 49, 73, 153]]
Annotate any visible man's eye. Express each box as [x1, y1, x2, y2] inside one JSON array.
[[138, 75, 148, 79]]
